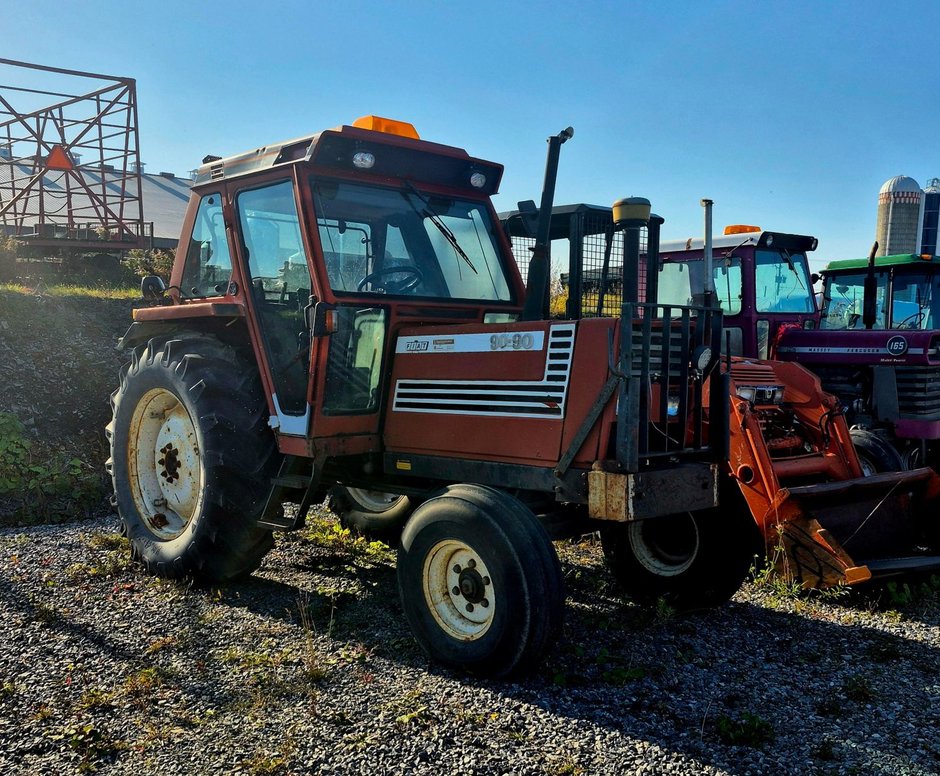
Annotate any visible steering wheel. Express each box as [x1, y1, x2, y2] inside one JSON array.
[[357, 266, 423, 294], [895, 311, 924, 329]]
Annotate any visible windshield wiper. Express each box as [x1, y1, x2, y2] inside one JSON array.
[[401, 182, 477, 274], [781, 249, 807, 291]]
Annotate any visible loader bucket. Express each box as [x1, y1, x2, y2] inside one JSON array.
[[764, 467, 940, 588]]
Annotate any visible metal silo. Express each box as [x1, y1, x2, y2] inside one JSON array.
[[876, 175, 924, 256]]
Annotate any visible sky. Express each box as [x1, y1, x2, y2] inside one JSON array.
[[5, 0, 940, 271]]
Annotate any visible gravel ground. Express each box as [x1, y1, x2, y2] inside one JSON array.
[[1, 510, 938, 776]]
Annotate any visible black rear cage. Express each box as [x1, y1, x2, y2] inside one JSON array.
[[502, 203, 727, 473]]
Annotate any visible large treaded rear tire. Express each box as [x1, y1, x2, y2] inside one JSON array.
[[397, 484, 565, 677], [107, 335, 280, 582]]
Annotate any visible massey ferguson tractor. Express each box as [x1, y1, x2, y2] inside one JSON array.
[[500, 204, 940, 589], [108, 117, 742, 677], [656, 227, 940, 475]]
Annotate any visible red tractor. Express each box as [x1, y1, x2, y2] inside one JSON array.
[[108, 117, 738, 676], [501, 204, 940, 589]]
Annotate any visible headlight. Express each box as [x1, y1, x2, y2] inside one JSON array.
[[352, 151, 375, 169], [693, 345, 712, 371], [470, 172, 487, 188], [735, 385, 785, 404]]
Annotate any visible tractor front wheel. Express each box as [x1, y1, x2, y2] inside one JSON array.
[[397, 485, 564, 677], [850, 428, 904, 475], [107, 335, 280, 582], [601, 508, 755, 610]]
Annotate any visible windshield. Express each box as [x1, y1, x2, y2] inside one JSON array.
[[658, 256, 743, 314], [891, 269, 939, 328], [311, 178, 512, 302], [754, 249, 814, 313], [820, 271, 887, 329]]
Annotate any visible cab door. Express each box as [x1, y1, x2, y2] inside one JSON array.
[[233, 177, 318, 437]]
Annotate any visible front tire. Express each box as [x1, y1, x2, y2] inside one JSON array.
[[397, 485, 565, 677], [601, 507, 756, 610], [850, 428, 903, 475], [107, 335, 279, 582]]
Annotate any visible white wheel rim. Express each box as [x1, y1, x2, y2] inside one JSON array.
[[127, 388, 203, 541], [345, 487, 406, 513], [422, 539, 495, 641], [628, 513, 699, 577], [857, 453, 878, 477]]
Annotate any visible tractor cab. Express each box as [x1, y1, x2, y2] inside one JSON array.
[[819, 253, 940, 331], [658, 226, 818, 359]]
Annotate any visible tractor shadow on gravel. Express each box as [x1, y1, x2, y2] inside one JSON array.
[[203, 532, 940, 775]]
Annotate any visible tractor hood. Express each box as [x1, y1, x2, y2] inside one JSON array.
[[776, 328, 940, 367]]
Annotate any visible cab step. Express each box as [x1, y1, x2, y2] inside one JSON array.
[[257, 455, 322, 531]]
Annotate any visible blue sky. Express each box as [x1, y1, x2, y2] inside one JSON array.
[[5, 0, 940, 269]]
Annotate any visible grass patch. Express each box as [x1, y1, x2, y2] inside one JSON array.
[[842, 674, 876, 703], [0, 412, 102, 525], [298, 513, 394, 564], [715, 711, 776, 748]]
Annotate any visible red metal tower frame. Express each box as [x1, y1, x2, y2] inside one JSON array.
[[0, 58, 147, 255]]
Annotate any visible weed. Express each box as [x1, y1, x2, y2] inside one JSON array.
[[242, 752, 288, 775], [812, 738, 837, 761], [119, 667, 166, 705], [814, 697, 842, 717], [0, 411, 102, 525], [31, 599, 60, 624], [548, 759, 584, 776], [300, 513, 394, 564], [297, 594, 330, 687], [50, 722, 125, 772], [0, 681, 16, 699], [78, 688, 114, 712], [715, 711, 776, 748], [67, 550, 131, 581], [82, 532, 129, 552], [842, 674, 875, 703], [384, 688, 433, 729], [144, 634, 181, 655]]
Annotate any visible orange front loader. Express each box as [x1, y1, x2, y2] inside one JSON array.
[[725, 357, 940, 588]]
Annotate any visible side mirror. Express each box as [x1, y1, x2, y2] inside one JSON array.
[[141, 275, 167, 301], [810, 272, 820, 285]]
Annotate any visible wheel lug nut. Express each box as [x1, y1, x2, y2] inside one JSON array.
[[483, 576, 491, 586], [467, 559, 476, 569], [481, 599, 489, 608], [452, 586, 460, 596], [465, 603, 474, 613], [453, 564, 461, 574]]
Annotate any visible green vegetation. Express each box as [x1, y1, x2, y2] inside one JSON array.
[[842, 674, 876, 703], [123, 248, 175, 283], [0, 412, 101, 525], [715, 711, 776, 747]]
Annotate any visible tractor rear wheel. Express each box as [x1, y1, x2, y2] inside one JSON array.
[[601, 507, 756, 610], [397, 484, 564, 677], [107, 335, 280, 582], [328, 485, 413, 544]]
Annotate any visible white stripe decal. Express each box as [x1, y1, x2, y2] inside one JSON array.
[[393, 324, 576, 419], [778, 346, 925, 355]]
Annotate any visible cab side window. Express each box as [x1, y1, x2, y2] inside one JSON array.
[[180, 193, 232, 297]]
